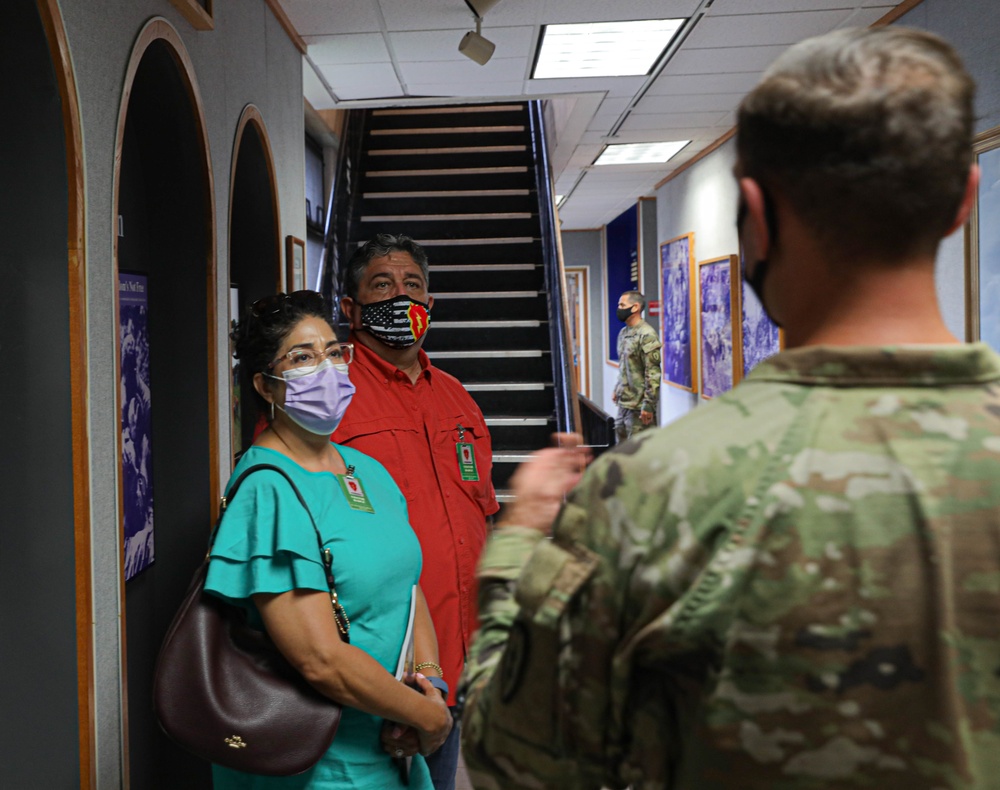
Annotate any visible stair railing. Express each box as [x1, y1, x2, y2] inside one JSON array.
[[321, 108, 370, 324], [527, 100, 581, 435], [577, 394, 616, 458]]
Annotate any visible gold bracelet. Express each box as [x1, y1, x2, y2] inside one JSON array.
[[414, 661, 443, 678]]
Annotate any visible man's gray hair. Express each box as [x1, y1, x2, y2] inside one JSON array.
[[737, 26, 974, 262], [343, 233, 430, 299], [621, 290, 647, 313]]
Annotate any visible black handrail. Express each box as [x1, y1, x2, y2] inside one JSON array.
[[527, 100, 578, 434], [321, 109, 370, 324], [578, 394, 615, 458]]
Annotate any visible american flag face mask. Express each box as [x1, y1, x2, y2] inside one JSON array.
[[358, 295, 431, 348]]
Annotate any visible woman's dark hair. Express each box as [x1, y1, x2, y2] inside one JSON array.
[[230, 290, 333, 416]]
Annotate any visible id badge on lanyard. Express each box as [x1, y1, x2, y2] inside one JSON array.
[[336, 465, 375, 513], [456, 424, 479, 482]]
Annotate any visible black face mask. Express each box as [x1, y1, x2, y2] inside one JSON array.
[[616, 305, 636, 323], [737, 188, 781, 326]]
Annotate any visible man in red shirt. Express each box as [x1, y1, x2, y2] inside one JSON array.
[[333, 233, 498, 789]]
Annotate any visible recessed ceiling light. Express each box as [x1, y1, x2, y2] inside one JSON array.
[[593, 141, 690, 166], [532, 19, 685, 79]]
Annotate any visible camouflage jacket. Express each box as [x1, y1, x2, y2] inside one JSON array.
[[615, 319, 661, 412], [460, 344, 1000, 789]]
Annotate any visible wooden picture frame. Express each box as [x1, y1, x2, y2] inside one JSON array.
[[966, 124, 1000, 349], [286, 235, 306, 292], [565, 266, 591, 399], [659, 232, 698, 392], [697, 255, 740, 399], [169, 0, 213, 31]]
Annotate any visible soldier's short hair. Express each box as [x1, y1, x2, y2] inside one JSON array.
[[621, 290, 646, 313], [343, 233, 430, 300], [736, 26, 974, 262]]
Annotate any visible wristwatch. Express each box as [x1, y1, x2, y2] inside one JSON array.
[[426, 676, 449, 699]]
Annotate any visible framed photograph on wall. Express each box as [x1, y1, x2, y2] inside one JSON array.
[[119, 271, 155, 580], [659, 233, 698, 392], [286, 235, 306, 293], [966, 124, 1000, 351], [565, 266, 591, 398], [697, 255, 740, 399], [739, 263, 783, 378]]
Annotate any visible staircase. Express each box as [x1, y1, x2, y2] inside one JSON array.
[[351, 103, 561, 497]]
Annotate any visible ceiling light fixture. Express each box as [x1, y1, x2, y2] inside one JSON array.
[[532, 19, 685, 79], [459, 0, 501, 66], [593, 141, 690, 166]]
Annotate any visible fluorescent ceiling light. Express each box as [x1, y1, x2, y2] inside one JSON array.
[[533, 19, 684, 79], [555, 194, 565, 204], [593, 141, 690, 166]]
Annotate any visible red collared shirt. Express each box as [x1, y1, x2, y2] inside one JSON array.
[[332, 337, 498, 704]]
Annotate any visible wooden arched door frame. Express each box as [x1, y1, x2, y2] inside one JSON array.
[[111, 17, 219, 780], [34, 0, 92, 785], [229, 103, 283, 292]]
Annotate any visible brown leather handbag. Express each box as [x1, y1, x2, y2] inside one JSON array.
[[153, 463, 350, 776]]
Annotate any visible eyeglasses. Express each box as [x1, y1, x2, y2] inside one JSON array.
[[268, 342, 354, 371], [251, 291, 325, 319]]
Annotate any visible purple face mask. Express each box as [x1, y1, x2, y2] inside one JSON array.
[[267, 359, 355, 435]]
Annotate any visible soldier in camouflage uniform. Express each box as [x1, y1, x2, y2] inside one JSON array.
[[460, 26, 1000, 789], [613, 291, 661, 442]]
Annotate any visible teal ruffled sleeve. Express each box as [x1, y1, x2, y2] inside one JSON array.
[[204, 468, 328, 609]]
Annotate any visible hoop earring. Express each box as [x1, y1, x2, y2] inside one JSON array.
[[270, 401, 275, 421]]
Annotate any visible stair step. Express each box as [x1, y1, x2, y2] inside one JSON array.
[[430, 266, 544, 292], [485, 417, 551, 426], [369, 145, 528, 156], [362, 212, 533, 222], [372, 105, 524, 116], [426, 349, 544, 359], [364, 151, 529, 170], [424, 239, 542, 265], [367, 166, 529, 178], [465, 382, 550, 391], [432, 354, 552, 382], [364, 170, 534, 191], [371, 126, 526, 135], [419, 236, 535, 246], [366, 189, 531, 198], [433, 291, 540, 299], [433, 320, 542, 328], [429, 264, 538, 272]]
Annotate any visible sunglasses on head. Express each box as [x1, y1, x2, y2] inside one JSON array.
[[250, 291, 325, 319]]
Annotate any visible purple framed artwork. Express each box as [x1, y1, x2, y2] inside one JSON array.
[[659, 233, 698, 392], [740, 272, 782, 377], [698, 255, 740, 399], [119, 271, 155, 580]]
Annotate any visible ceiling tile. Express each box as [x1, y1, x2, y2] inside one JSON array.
[[382, 0, 545, 30], [710, 0, 879, 13], [538, 0, 701, 24], [403, 81, 528, 98], [389, 26, 536, 61], [634, 92, 747, 113], [663, 44, 790, 75], [644, 71, 762, 96], [318, 61, 401, 98], [620, 109, 729, 127], [279, 0, 383, 36], [684, 9, 858, 49], [306, 33, 389, 64], [400, 57, 527, 84]]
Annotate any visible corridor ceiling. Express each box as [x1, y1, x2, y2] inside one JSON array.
[[280, 0, 903, 229]]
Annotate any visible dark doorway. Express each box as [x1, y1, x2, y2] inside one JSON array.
[[117, 35, 216, 789], [230, 112, 281, 455]]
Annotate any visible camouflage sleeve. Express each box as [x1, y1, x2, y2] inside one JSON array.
[[640, 332, 661, 413], [459, 517, 610, 789]]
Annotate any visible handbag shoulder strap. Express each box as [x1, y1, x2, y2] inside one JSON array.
[[213, 462, 351, 641]]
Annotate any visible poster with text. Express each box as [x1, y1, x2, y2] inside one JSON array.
[[119, 272, 154, 580], [660, 233, 697, 391]]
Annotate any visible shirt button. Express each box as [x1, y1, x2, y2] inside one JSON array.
[[459, 537, 465, 545]]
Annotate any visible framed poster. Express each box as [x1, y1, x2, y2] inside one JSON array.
[[697, 255, 740, 399], [966, 124, 1000, 351], [565, 266, 590, 398], [286, 235, 306, 293], [739, 268, 783, 377], [659, 233, 698, 392], [604, 204, 640, 363], [119, 272, 155, 580]]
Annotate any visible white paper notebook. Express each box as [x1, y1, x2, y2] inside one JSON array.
[[394, 584, 417, 681]]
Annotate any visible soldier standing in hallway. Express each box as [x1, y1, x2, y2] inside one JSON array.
[[333, 233, 497, 790], [612, 290, 661, 441], [460, 26, 1000, 789]]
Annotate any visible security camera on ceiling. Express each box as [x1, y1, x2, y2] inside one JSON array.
[[459, 0, 501, 65]]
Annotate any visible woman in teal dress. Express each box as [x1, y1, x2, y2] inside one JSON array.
[[205, 291, 450, 789]]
